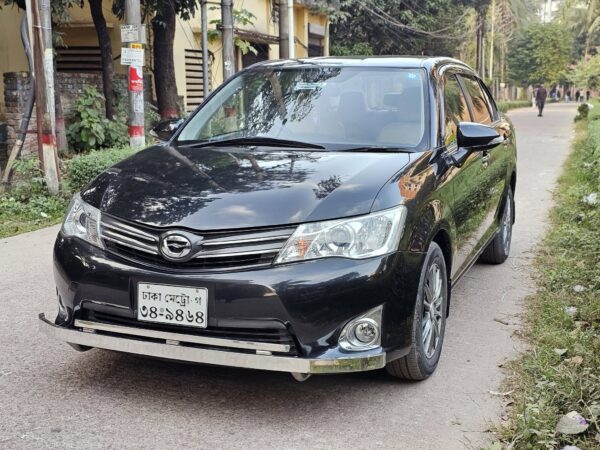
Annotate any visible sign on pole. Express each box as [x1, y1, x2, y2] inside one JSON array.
[[120, 24, 146, 44], [121, 47, 145, 66]]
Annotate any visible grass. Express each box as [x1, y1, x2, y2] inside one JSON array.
[[493, 100, 600, 449], [497, 100, 533, 113]]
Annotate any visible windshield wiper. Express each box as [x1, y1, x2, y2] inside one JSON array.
[[181, 136, 326, 150], [338, 146, 414, 153]]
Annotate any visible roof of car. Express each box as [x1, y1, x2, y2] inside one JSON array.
[[253, 56, 473, 72]]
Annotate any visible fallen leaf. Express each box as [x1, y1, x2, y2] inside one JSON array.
[[554, 348, 568, 356], [583, 192, 598, 205], [564, 306, 578, 317], [572, 285, 586, 293], [489, 390, 513, 396], [564, 356, 583, 366], [556, 411, 589, 435]]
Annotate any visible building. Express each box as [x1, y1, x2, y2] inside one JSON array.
[[538, 0, 564, 23], [0, 0, 332, 114]]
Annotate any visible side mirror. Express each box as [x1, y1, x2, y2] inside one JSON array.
[[149, 118, 184, 142], [451, 122, 504, 167], [457, 122, 503, 151]]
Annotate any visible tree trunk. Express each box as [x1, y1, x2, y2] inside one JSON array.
[[153, 1, 180, 119], [475, 9, 485, 76], [89, 0, 115, 119]]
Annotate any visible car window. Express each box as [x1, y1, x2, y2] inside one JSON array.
[[459, 76, 494, 124], [442, 74, 471, 147], [177, 67, 428, 150]]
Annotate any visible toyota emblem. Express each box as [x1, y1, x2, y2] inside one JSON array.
[[160, 233, 193, 261]]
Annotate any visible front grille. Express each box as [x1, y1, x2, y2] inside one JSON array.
[[83, 310, 299, 355], [100, 214, 295, 270]]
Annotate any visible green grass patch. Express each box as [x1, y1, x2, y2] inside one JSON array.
[[0, 146, 139, 239], [497, 100, 533, 113], [494, 100, 600, 448]]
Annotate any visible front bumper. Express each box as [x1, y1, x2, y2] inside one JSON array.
[[39, 313, 386, 374]]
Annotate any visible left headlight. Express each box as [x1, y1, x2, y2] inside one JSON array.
[[275, 206, 407, 264], [61, 193, 104, 249]]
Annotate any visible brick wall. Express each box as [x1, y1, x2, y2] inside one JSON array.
[[2, 71, 154, 159]]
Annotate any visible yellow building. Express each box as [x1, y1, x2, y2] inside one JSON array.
[[0, 1, 331, 114]]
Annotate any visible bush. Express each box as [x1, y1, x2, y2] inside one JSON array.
[[574, 102, 590, 122], [65, 146, 138, 192], [497, 100, 532, 113], [67, 87, 129, 152]]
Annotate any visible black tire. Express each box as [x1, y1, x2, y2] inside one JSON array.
[[386, 242, 448, 381], [479, 186, 514, 264]]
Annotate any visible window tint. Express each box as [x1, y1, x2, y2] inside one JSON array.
[[443, 75, 471, 147], [460, 76, 493, 124]]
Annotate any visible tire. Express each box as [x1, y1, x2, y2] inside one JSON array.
[[479, 186, 514, 264], [386, 242, 448, 381]]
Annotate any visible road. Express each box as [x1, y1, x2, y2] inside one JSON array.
[[0, 103, 577, 449]]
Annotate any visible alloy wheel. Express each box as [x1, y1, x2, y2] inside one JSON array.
[[422, 263, 444, 359]]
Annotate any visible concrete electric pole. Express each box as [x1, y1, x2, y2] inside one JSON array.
[[221, 0, 235, 80], [201, 0, 210, 99], [124, 0, 145, 148], [279, 0, 289, 59], [30, 0, 60, 194]]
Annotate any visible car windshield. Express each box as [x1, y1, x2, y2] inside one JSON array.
[[177, 66, 428, 151]]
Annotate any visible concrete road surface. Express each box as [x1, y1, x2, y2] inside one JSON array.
[[0, 103, 577, 449]]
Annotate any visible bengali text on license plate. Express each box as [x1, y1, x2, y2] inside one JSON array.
[[137, 283, 208, 328]]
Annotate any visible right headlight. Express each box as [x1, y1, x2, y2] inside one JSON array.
[[61, 193, 104, 249], [275, 206, 407, 264]]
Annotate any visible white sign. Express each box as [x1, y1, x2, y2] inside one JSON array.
[[121, 47, 145, 66], [121, 24, 146, 44]]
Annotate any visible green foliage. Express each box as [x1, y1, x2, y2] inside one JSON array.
[[64, 146, 138, 192], [496, 100, 532, 113], [0, 156, 68, 238], [497, 100, 600, 449], [575, 103, 591, 122], [330, 42, 374, 56], [508, 23, 573, 86], [208, 7, 258, 55], [66, 87, 128, 152], [569, 55, 600, 90], [112, 78, 161, 139]]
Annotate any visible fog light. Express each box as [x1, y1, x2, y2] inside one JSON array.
[[354, 319, 379, 344], [339, 306, 382, 351]]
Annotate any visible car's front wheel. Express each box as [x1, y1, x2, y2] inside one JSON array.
[[386, 241, 448, 380]]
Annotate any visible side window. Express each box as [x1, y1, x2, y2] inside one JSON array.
[[443, 74, 471, 147], [460, 76, 493, 124]]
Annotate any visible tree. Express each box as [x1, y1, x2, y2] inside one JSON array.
[[89, 0, 115, 119], [507, 23, 572, 86], [569, 54, 600, 89], [329, 0, 478, 58], [558, 0, 600, 59], [114, 0, 197, 120]]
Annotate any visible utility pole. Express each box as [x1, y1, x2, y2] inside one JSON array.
[[31, 0, 60, 194], [125, 0, 145, 148], [221, 0, 235, 80], [279, 0, 289, 59], [287, 0, 294, 58], [489, 0, 495, 83], [201, 0, 210, 99]]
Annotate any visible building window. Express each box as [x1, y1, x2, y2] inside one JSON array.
[[185, 48, 210, 112], [308, 23, 326, 57], [241, 43, 270, 69], [56, 46, 102, 72]]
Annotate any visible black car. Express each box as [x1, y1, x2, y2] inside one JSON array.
[[40, 57, 516, 381]]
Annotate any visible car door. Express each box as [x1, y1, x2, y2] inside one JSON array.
[[457, 75, 509, 251], [440, 71, 490, 277]]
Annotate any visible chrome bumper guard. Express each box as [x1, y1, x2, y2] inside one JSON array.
[[38, 313, 385, 374]]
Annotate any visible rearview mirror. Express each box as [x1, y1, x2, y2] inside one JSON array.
[[149, 118, 184, 142], [450, 122, 504, 167], [457, 122, 503, 151]]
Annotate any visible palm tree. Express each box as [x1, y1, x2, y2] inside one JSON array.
[[559, 0, 600, 59]]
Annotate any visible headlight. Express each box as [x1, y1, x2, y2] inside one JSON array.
[[275, 206, 407, 264], [61, 193, 104, 249]]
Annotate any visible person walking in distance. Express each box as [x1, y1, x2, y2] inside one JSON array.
[[535, 83, 547, 117], [576, 90, 581, 102]]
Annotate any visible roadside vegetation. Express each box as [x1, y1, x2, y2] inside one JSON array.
[[497, 100, 533, 113], [0, 146, 138, 238], [496, 100, 600, 448]]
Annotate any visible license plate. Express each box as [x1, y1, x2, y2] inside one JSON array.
[[137, 283, 208, 328]]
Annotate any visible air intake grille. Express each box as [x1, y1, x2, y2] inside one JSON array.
[[100, 215, 295, 271]]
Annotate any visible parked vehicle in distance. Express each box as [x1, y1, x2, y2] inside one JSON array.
[[40, 57, 516, 381]]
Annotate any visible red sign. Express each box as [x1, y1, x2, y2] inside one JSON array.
[[129, 66, 143, 92]]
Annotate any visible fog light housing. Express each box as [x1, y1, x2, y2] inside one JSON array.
[[339, 306, 382, 351]]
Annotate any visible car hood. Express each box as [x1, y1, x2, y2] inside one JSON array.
[[81, 145, 413, 230]]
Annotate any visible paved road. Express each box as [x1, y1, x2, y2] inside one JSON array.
[[0, 103, 577, 449]]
